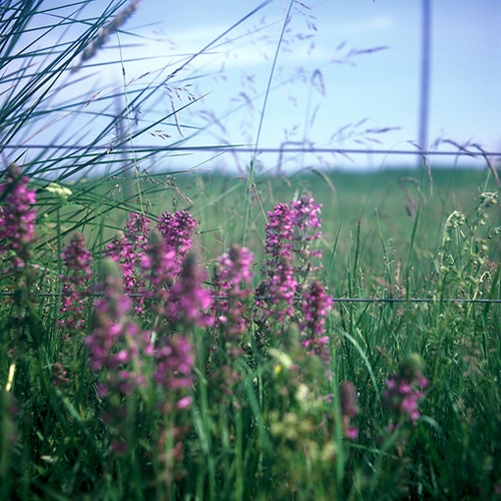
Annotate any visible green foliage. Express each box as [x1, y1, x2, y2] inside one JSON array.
[[2, 1, 501, 500]]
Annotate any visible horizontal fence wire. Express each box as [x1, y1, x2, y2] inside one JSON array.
[[4, 146, 501, 157], [1, 291, 500, 304]]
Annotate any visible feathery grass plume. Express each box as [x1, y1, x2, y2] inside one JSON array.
[[73, 0, 144, 72]]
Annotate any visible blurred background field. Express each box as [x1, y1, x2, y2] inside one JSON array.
[[40, 165, 501, 294]]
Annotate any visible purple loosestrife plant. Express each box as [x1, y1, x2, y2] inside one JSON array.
[[340, 381, 359, 440], [291, 196, 323, 280], [166, 253, 213, 328], [258, 202, 297, 323], [210, 245, 254, 405], [141, 229, 178, 287], [258, 196, 324, 325], [154, 334, 194, 409], [383, 353, 429, 424], [264, 203, 295, 262], [59, 232, 93, 333], [300, 280, 333, 364], [106, 212, 151, 314], [156, 209, 197, 266], [212, 244, 254, 337], [0, 165, 40, 361], [85, 260, 151, 396], [0, 164, 37, 271], [85, 260, 154, 455]]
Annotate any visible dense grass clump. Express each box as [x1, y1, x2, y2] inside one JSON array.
[[1, 1, 501, 500]]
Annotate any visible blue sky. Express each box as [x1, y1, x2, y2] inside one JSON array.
[[20, 0, 501, 173]]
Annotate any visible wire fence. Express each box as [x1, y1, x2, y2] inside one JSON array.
[[1, 291, 500, 304]]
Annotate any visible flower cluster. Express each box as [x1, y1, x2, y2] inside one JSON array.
[[264, 203, 295, 261], [258, 197, 324, 324], [291, 196, 323, 277], [340, 381, 359, 439], [156, 209, 197, 266], [140, 229, 178, 294], [106, 212, 151, 313], [383, 353, 429, 423], [166, 253, 213, 327], [0, 164, 37, 269], [300, 280, 333, 364], [212, 244, 254, 337], [59, 232, 93, 333], [154, 335, 194, 404], [84, 260, 151, 395]]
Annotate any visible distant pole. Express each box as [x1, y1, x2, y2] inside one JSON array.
[[418, 0, 432, 165]]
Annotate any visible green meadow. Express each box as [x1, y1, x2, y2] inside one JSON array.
[[1, 1, 501, 499]]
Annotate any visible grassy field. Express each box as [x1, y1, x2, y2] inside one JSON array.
[[2, 165, 501, 500], [2, 1, 501, 499]]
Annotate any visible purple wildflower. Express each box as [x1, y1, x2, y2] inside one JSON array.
[[0, 164, 37, 268], [212, 244, 254, 336], [140, 229, 179, 289], [84, 260, 151, 393], [258, 196, 324, 324], [340, 381, 359, 440], [153, 334, 194, 394], [300, 280, 333, 363], [59, 232, 93, 332], [267, 257, 298, 323], [166, 253, 213, 327], [383, 353, 429, 424], [291, 196, 323, 275], [124, 212, 150, 252], [156, 209, 197, 265], [264, 203, 295, 262], [106, 212, 150, 314], [291, 196, 322, 237]]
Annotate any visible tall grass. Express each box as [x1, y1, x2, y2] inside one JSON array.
[[1, 1, 501, 500]]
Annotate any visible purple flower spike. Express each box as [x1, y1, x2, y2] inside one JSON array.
[[300, 280, 333, 363], [140, 229, 179, 290], [0, 164, 37, 267], [156, 209, 197, 265], [264, 203, 295, 262], [166, 254, 213, 327], [85, 260, 152, 391], [61, 233, 93, 285], [340, 381, 359, 440], [153, 334, 194, 392], [383, 353, 429, 424], [106, 212, 151, 314], [291, 196, 322, 235], [59, 233, 93, 332], [213, 244, 254, 336]]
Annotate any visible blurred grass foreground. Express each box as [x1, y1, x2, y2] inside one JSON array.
[[1, 1, 501, 500]]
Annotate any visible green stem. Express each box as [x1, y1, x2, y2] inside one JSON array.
[[242, 0, 295, 246]]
